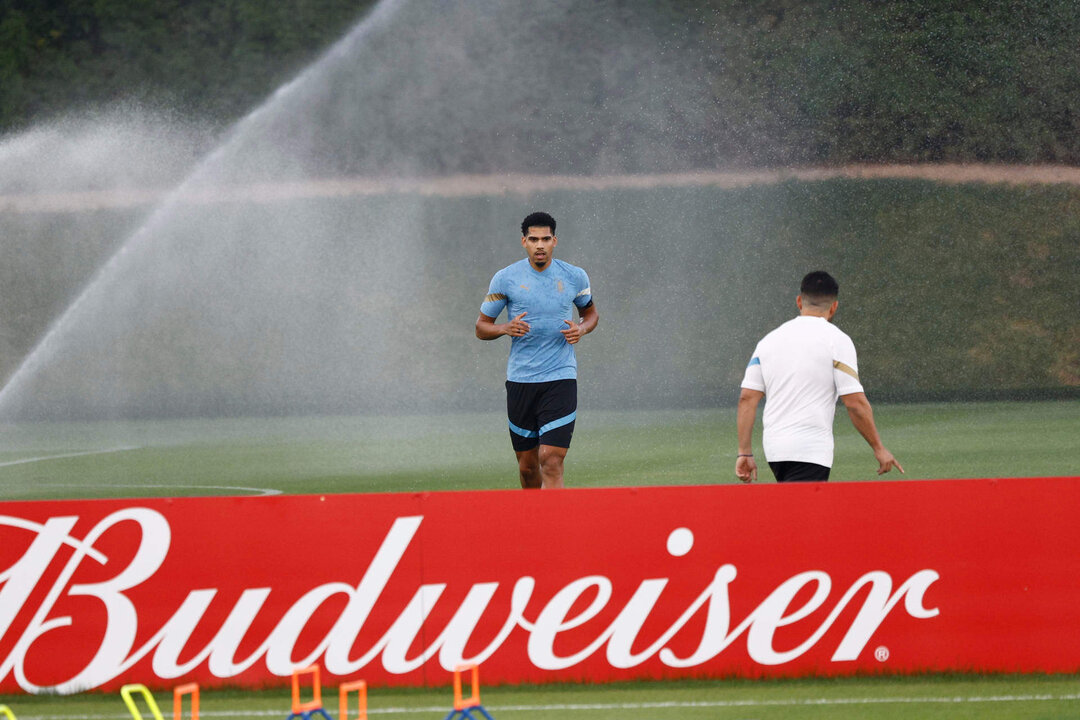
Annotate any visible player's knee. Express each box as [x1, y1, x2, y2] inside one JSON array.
[[539, 450, 565, 473], [540, 454, 563, 470], [519, 468, 541, 488], [538, 452, 565, 489], [518, 458, 541, 488]]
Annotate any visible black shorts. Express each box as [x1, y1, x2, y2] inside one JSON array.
[[506, 379, 577, 452], [768, 461, 831, 483]]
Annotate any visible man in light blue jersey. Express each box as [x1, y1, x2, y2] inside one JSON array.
[[475, 212, 599, 489]]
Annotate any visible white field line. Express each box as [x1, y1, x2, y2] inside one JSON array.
[[34, 484, 282, 497], [45, 484, 284, 496], [13, 692, 1080, 719], [0, 447, 281, 496], [4, 165, 1080, 214], [0, 447, 139, 467]]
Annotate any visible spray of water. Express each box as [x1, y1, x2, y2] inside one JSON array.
[[0, 0, 748, 421], [0, 0, 411, 418]]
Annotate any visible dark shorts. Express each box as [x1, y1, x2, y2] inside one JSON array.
[[768, 461, 831, 483], [506, 379, 577, 452]]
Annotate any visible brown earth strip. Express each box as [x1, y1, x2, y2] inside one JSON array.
[[3, 164, 1080, 214]]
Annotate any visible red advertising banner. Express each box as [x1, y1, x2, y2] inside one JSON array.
[[1, 477, 1079, 694]]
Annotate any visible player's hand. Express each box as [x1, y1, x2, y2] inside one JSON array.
[[874, 447, 904, 475], [561, 319, 584, 344], [503, 313, 530, 337], [735, 455, 757, 483]]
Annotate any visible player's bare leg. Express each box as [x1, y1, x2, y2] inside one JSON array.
[[515, 448, 542, 488], [538, 444, 567, 488]]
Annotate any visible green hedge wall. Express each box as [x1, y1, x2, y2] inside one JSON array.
[[3, 1, 1078, 165], [2, 179, 1076, 418]]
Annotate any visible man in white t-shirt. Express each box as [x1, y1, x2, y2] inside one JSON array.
[[735, 271, 904, 483]]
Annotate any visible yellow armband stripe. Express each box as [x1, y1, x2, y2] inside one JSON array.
[[833, 360, 860, 381]]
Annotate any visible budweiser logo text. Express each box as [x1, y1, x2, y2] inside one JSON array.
[[0, 507, 940, 693]]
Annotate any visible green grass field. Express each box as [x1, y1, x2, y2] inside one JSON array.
[[1, 674, 1079, 720], [1, 400, 1078, 718], [0, 400, 1077, 500]]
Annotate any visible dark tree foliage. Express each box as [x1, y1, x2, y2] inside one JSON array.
[[1, 0, 1078, 164], [0, 0, 377, 128]]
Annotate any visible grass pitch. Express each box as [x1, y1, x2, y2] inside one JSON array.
[[1, 400, 1078, 717], [2, 674, 1079, 719], [0, 400, 1076, 501]]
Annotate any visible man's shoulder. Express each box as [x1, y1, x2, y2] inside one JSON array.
[[756, 317, 832, 349], [820, 320, 855, 344], [762, 317, 855, 351], [552, 258, 588, 279], [760, 317, 800, 341], [491, 258, 529, 280]]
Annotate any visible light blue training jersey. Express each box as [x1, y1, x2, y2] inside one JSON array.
[[480, 258, 593, 383]]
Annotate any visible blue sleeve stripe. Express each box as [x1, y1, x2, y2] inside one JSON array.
[[509, 420, 539, 438], [539, 411, 576, 436], [747, 357, 761, 367]]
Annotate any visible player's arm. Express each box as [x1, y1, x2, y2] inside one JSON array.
[[561, 302, 598, 344], [735, 388, 763, 483], [840, 392, 904, 475], [475, 312, 530, 340]]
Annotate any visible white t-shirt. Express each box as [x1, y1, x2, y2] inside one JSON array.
[[740, 315, 864, 467]]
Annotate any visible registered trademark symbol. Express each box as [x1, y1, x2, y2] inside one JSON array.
[[874, 646, 890, 662]]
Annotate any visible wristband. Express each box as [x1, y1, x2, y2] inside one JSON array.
[[737, 453, 753, 458]]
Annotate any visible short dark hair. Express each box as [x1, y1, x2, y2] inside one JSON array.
[[521, 211, 556, 236], [800, 271, 839, 305]]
